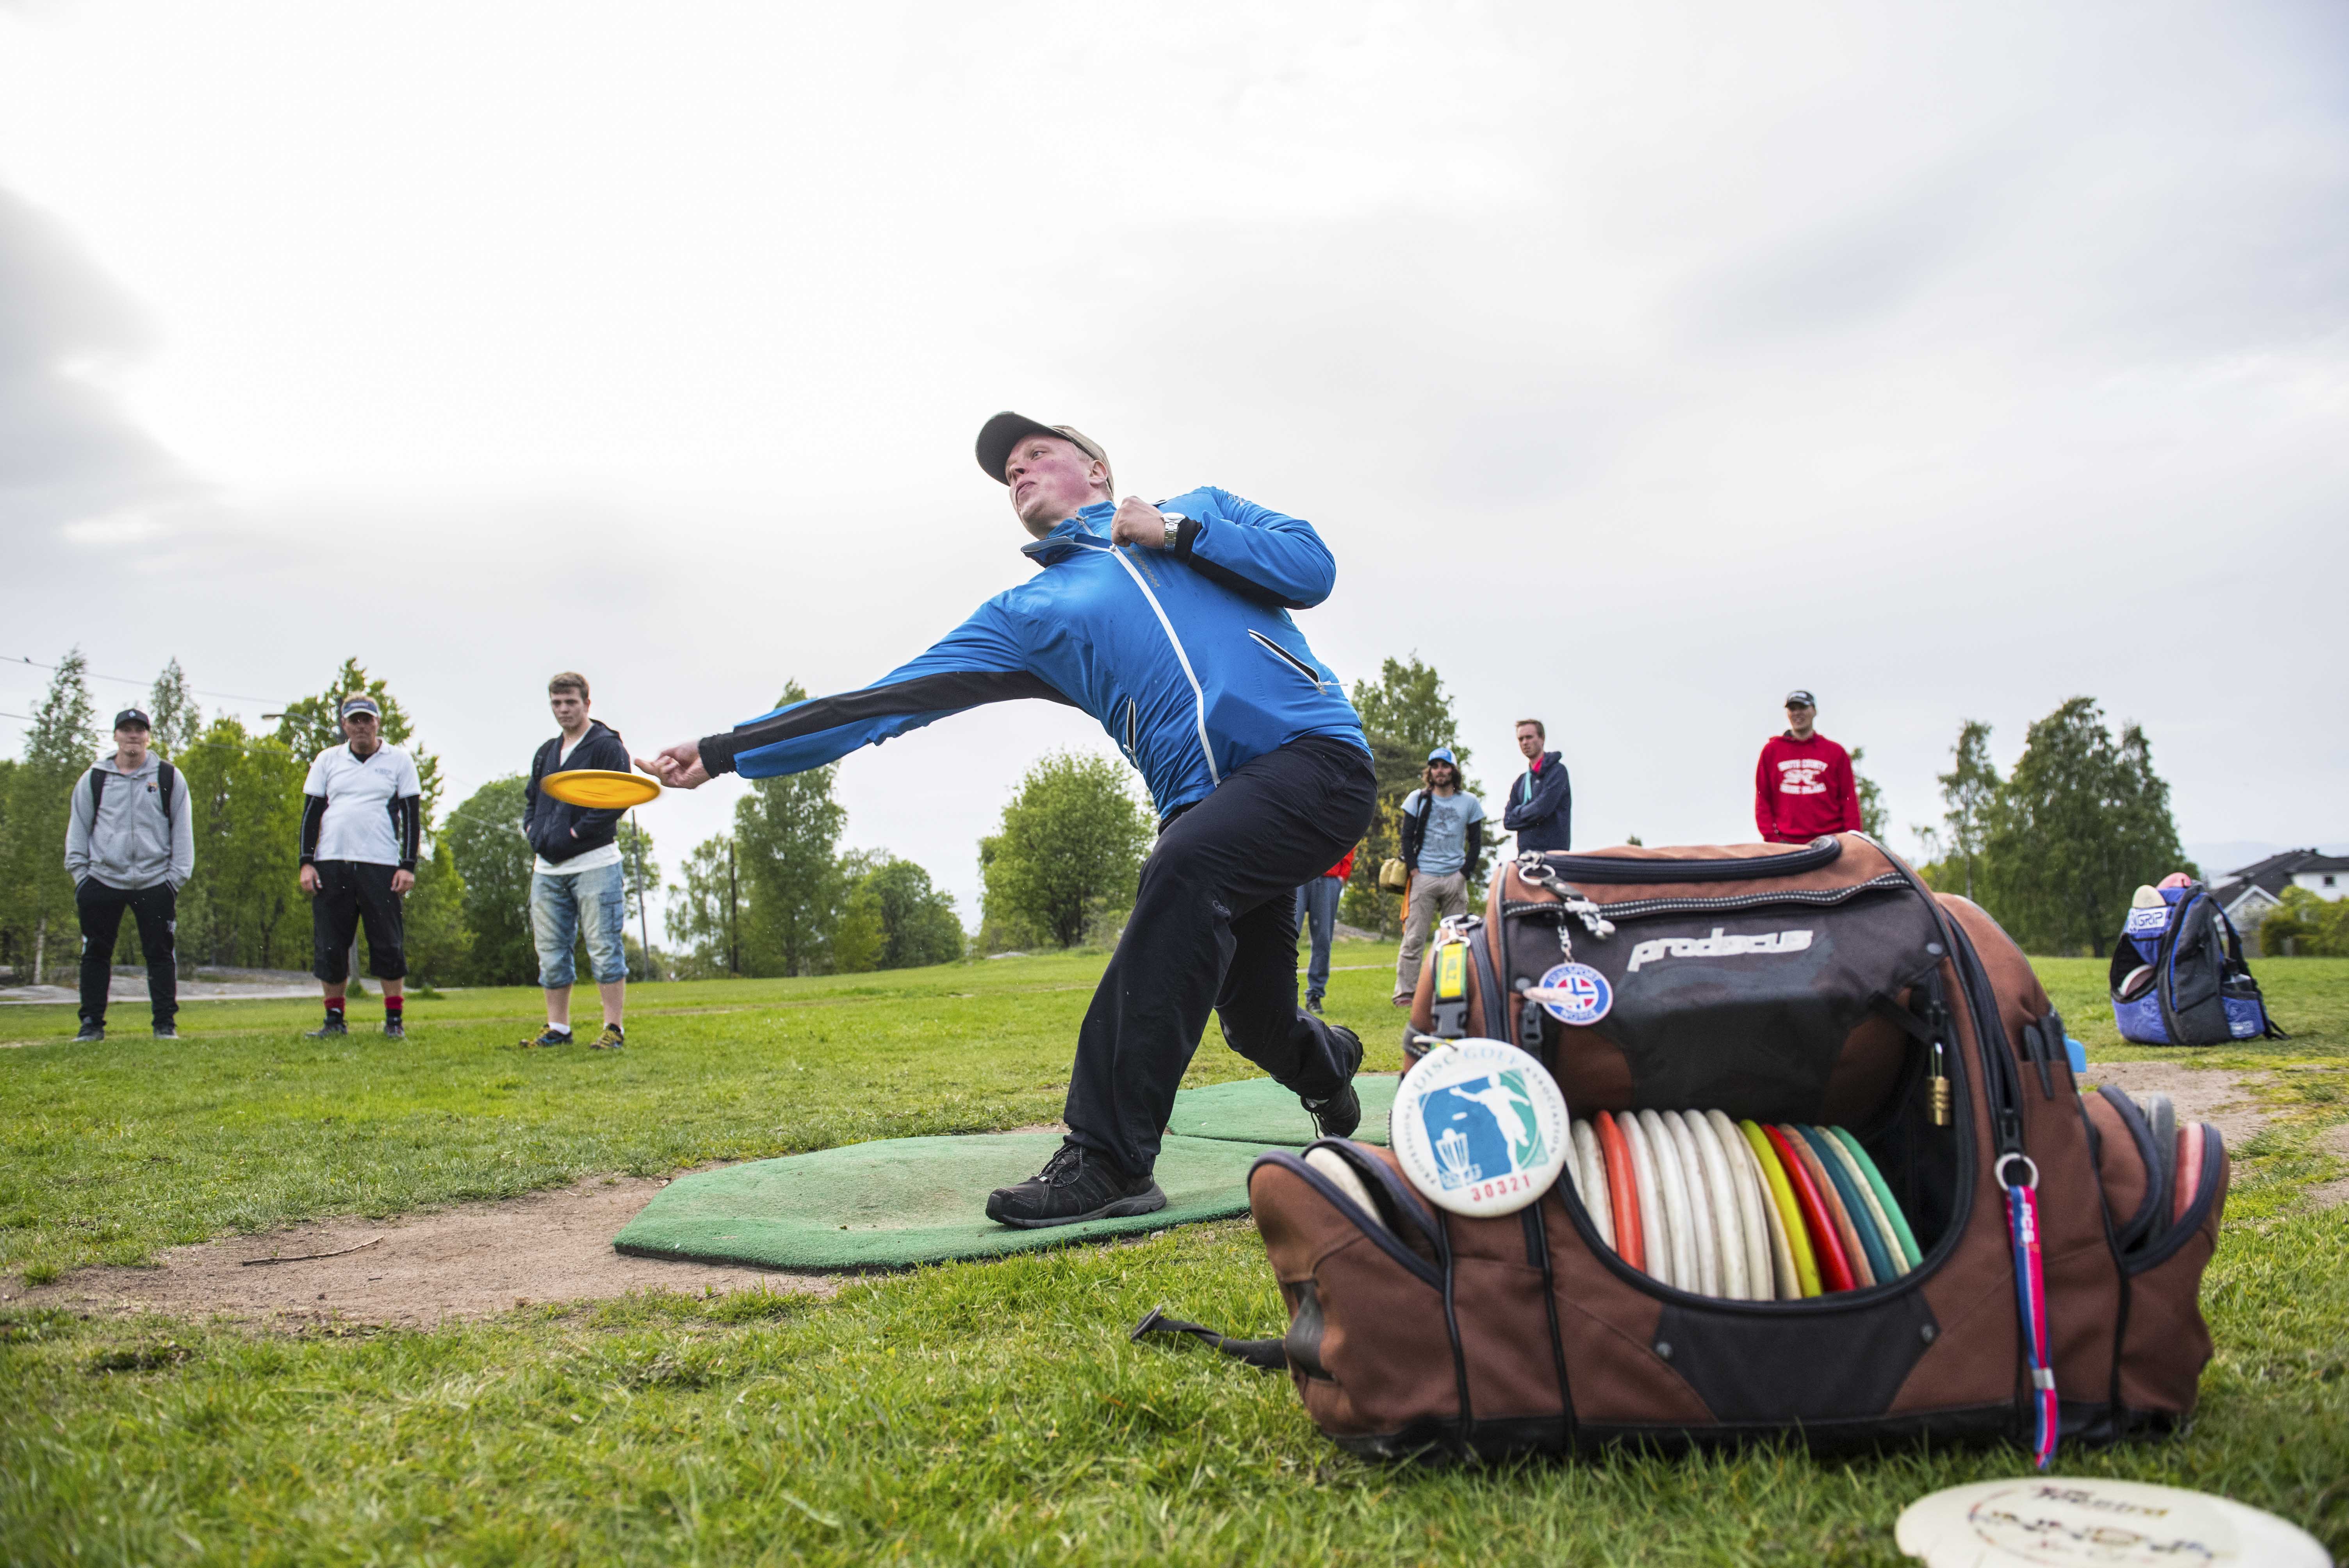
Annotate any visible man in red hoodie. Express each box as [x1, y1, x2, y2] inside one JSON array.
[[1754, 689, 1862, 844]]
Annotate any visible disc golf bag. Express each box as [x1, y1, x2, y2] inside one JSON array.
[[1207, 836, 2225, 1461], [2109, 882, 2283, 1046]]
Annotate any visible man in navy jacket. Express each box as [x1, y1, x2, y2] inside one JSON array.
[[1502, 718, 1572, 854], [642, 413, 1377, 1227]]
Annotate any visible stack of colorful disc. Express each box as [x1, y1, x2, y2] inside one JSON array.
[[1564, 1112, 1923, 1299]]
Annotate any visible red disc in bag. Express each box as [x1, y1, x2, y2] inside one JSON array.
[[1765, 1124, 1856, 1292]]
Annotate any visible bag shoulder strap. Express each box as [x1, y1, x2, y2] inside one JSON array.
[[88, 767, 107, 817], [157, 761, 176, 828]]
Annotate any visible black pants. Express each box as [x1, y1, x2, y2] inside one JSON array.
[[76, 878, 176, 1029], [310, 860, 407, 982], [1064, 735, 1378, 1177]]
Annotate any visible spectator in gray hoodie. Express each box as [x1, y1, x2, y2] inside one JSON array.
[[65, 708, 194, 1041]]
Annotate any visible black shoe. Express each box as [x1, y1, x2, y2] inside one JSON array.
[[382, 1018, 405, 1040], [305, 1019, 348, 1039], [153, 1024, 178, 1040], [1306, 994, 1325, 1016], [74, 1021, 104, 1043], [1303, 1025, 1365, 1140], [985, 1141, 1167, 1229]]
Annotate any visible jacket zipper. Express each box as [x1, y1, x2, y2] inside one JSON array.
[[1247, 628, 1327, 688], [1122, 698, 1137, 759], [1091, 543, 1219, 788]]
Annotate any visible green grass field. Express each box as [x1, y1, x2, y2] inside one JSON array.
[[4, 949, 2346, 1565]]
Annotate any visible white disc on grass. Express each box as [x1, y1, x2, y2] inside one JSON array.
[[1388, 1038, 1570, 1217], [1895, 1477, 2326, 1566]]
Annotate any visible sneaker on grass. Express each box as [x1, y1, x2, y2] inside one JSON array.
[[304, 1019, 348, 1039], [382, 1018, 405, 1040], [153, 1024, 178, 1040], [1302, 1024, 1364, 1140], [985, 1140, 1166, 1229], [520, 1026, 572, 1049], [73, 1021, 104, 1043], [589, 1024, 626, 1051]]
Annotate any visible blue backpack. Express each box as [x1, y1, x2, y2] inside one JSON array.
[[2109, 883, 2284, 1046]]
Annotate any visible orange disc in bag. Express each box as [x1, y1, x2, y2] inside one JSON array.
[[1595, 1112, 1644, 1270]]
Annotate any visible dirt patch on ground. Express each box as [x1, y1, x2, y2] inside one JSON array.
[[2080, 1060, 2276, 1153], [5, 1174, 834, 1329], [2309, 1122, 2349, 1211]]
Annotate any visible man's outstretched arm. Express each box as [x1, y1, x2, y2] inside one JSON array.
[[638, 601, 1074, 789]]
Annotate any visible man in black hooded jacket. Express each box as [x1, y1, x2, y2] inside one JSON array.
[[520, 672, 635, 1049]]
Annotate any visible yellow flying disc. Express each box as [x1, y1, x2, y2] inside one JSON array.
[[539, 769, 663, 809]]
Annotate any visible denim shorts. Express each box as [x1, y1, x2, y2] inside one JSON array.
[[531, 860, 627, 987]]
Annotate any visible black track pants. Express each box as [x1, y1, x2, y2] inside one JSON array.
[[1063, 735, 1378, 1178], [76, 878, 177, 1029], [310, 861, 408, 982]]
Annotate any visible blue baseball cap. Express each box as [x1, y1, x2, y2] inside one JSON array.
[[339, 695, 382, 720], [1427, 746, 1456, 764]]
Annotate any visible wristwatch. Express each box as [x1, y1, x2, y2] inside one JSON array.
[[1161, 511, 1186, 550]]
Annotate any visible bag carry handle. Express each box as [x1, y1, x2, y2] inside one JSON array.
[[1526, 835, 1843, 886]]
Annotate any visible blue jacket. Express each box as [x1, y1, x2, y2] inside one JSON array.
[[1503, 750, 1572, 853], [697, 489, 1368, 818]]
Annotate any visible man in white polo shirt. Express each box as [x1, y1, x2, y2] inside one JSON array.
[[297, 695, 423, 1038]]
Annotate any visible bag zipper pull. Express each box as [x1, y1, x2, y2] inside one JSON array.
[[1930, 1038, 1952, 1127]]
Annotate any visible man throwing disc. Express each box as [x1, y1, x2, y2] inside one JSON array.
[[640, 413, 1377, 1227]]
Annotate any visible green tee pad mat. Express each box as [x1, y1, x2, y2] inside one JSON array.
[[1163, 1072, 1396, 1147], [613, 1075, 1399, 1270], [615, 1133, 1264, 1269]]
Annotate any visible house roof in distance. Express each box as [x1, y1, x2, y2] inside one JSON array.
[[2212, 848, 2342, 896]]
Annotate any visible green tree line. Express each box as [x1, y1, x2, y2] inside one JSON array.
[[1913, 697, 2192, 956]]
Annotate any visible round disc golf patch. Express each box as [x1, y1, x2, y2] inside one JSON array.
[[1390, 1038, 1570, 1217], [1894, 1477, 2327, 1567], [1534, 961, 1612, 1025]]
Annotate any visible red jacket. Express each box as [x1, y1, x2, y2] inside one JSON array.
[[1754, 732, 1861, 843], [1322, 847, 1356, 881]]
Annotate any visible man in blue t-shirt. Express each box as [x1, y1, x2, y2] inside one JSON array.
[[1393, 747, 1485, 1005]]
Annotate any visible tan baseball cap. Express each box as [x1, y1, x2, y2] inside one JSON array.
[[975, 411, 1112, 489]]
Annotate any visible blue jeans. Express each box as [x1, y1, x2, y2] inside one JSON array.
[[1294, 873, 1343, 1000], [531, 861, 627, 988]]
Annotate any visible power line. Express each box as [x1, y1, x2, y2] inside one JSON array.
[[4, 654, 285, 707]]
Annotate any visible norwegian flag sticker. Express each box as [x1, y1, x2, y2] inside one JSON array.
[[1535, 962, 1613, 1026]]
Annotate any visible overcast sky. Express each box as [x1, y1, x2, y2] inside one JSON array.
[[2, 0, 2343, 923]]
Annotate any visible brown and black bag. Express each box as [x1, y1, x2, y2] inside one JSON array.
[[1143, 834, 2227, 1461]]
